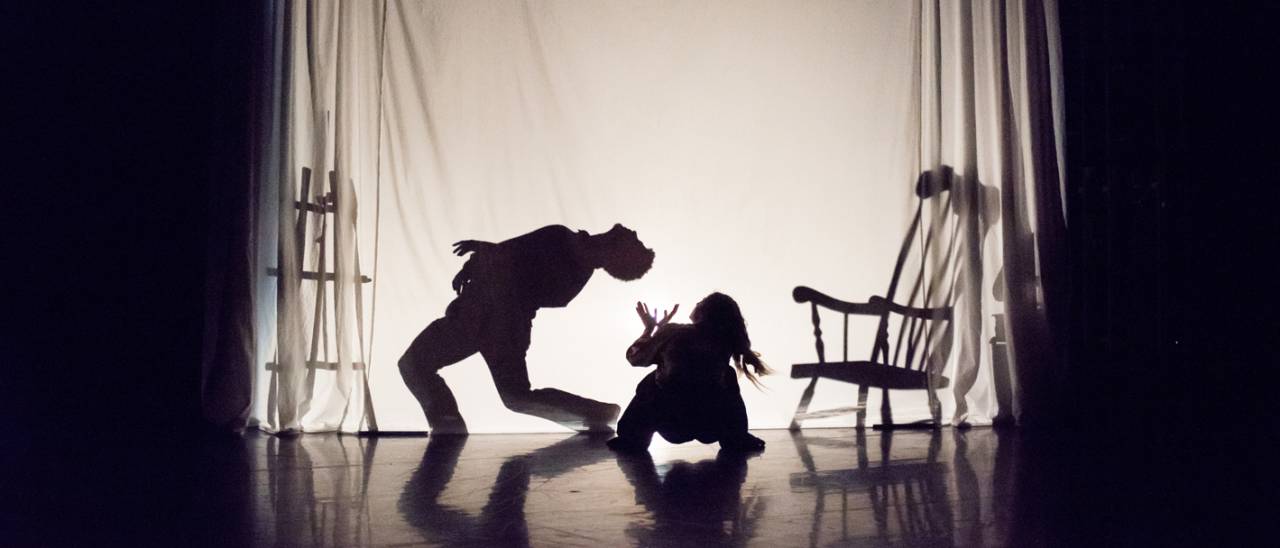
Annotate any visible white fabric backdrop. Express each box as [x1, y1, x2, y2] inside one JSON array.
[[235, 0, 1063, 434]]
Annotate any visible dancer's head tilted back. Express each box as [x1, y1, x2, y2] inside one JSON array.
[[589, 223, 655, 281], [691, 292, 771, 386]]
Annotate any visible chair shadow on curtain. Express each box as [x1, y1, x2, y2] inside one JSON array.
[[788, 166, 1005, 429]]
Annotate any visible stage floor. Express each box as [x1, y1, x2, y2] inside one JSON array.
[[8, 425, 1250, 547], [209, 428, 1019, 547]]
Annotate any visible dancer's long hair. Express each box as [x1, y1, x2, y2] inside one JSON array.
[[690, 292, 771, 387]]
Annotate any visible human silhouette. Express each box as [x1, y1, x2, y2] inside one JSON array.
[[399, 223, 655, 434], [607, 292, 770, 452]]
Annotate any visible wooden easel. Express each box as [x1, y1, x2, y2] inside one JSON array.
[[267, 166, 376, 431]]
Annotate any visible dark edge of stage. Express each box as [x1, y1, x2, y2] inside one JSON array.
[[3, 1, 1276, 546]]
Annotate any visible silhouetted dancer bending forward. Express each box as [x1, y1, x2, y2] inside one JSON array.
[[608, 293, 770, 453], [399, 224, 655, 434]]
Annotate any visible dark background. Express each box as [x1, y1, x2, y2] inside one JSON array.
[[1059, 1, 1276, 434], [6, 3, 250, 442], [3, 0, 1275, 542]]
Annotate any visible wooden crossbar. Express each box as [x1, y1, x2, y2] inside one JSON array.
[[266, 361, 366, 371]]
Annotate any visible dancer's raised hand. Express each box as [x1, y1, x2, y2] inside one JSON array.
[[635, 302, 679, 335], [452, 240, 494, 256]]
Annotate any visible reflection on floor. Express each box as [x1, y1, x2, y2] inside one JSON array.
[[8, 424, 1260, 546], [232, 428, 1018, 547]]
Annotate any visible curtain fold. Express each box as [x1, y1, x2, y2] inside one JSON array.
[[913, 0, 1065, 426], [205, 0, 1066, 433], [203, 0, 387, 434]]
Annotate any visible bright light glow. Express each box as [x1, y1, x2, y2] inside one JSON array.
[[330, 1, 947, 433]]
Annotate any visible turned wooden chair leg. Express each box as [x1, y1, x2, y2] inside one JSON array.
[[856, 385, 870, 429], [927, 383, 942, 426], [879, 388, 893, 427]]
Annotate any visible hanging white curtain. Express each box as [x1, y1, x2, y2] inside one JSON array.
[[913, 0, 1065, 426], [208, 0, 1064, 433], [232, 0, 387, 433]]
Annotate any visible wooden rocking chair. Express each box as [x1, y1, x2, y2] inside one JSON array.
[[789, 166, 963, 430]]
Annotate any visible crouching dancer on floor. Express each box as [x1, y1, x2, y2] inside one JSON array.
[[399, 224, 655, 435], [608, 293, 770, 453]]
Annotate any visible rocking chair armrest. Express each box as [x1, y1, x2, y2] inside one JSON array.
[[793, 286, 952, 321], [792, 286, 884, 316], [868, 296, 952, 321]]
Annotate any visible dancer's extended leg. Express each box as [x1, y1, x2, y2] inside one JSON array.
[[398, 305, 479, 434], [480, 312, 620, 432]]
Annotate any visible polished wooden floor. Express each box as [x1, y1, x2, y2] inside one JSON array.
[[230, 428, 1015, 547], [4, 426, 1260, 547]]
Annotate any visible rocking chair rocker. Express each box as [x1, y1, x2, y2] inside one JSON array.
[[789, 166, 965, 430]]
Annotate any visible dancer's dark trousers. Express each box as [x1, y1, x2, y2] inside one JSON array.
[[399, 294, 615, 431], [615, 371, 750, 446]]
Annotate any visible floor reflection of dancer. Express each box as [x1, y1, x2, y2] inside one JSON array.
[[399, 224, 655, 434], [613, 451, 763, 545], [399, 435, 616, 547]]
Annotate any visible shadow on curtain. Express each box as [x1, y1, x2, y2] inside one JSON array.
[[202, 0, 1067, 434]]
